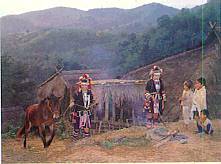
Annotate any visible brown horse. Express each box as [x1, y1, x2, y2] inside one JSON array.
[[16, 95, 62, 148]]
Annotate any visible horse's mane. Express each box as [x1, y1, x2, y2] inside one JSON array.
[[39, 94, 59, 106], [50, 94, 58, 103], [39, 98, 49, 106]]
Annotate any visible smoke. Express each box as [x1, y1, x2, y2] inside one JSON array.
[[72, 43, 123, 79]]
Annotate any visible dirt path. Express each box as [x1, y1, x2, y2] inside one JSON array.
[[2, 120, 221, 163]]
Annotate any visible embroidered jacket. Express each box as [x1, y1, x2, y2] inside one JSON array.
[[72, 90, 94, 112], [145, 79, 166, 100]]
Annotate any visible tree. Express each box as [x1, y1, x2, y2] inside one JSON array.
[[1, 56, 36, 107], [157, 15, 171, 28]]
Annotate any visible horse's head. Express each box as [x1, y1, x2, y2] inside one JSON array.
[[47, 95, 62, 121]]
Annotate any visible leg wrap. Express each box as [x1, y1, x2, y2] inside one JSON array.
[[153, 113, 159, 127], [83, 128, 90, 137], [146, 112, 153, 128], [72, 129, 80, 141]]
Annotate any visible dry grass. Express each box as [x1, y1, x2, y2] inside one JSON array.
[[2, 120, 221, 163]]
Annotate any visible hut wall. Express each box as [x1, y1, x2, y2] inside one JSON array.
[[92, 83, 146, 124]]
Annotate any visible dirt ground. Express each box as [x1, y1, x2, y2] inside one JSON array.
[[2, 120, 221, 163]]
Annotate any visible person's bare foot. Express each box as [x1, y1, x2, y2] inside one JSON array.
[[15, 138, 22, 142], [146, 124, 152, 129]]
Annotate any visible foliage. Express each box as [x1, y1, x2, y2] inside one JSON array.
[[56, 118, 70, 140], [100, 136, 150, 149], [1, 1, 220, 107], [1, 117, 23, 139], [101, 140, 114, 149], [115, 1, 220, 73], [1, 56, 36, 107], [1, 124, 18, 139]]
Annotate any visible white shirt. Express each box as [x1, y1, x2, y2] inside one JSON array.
[[192, 86, 207, 112], [154, 80, 161, 92], [181, 90, 193, 107]]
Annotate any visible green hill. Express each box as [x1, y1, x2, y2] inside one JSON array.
[[1, 0, 220, 108], [122, 42, 221, 120], [1, 3, 179, 35]]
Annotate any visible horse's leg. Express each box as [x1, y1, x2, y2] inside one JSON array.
[[41, 125, 47, 143], [46, 123, 55, 147], [23, 121, 31, 148], [38, 125, 47, 148], [23, 126, 27, 148]]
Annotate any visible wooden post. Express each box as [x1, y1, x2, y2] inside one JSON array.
[[104, 92, 109, 121], [98, 121, 102, 133], [112, 95, 116, 122], [93, 103, 98, 122], [119, 97, 124, 125], [120, 108, 124, 123], [132, 108, 135, 125], [126, 119, 129, 127], [94, 111, 97, 121]]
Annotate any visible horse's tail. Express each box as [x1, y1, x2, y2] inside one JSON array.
[[16, 108, 29, 139], [16, 126, 25, 139]]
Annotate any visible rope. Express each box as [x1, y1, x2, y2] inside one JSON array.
[[62, 102, 98, 117]]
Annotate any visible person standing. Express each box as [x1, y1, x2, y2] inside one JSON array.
[[71, 74, 94, 141], [179, 80, 193, 129], [191, 77, 208, 119], [144, 66, 166, 128]]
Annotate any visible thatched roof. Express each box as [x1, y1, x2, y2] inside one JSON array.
[[62, 69, 109, 86], [92, 79, 146, 86], [37, 68, 68, 101]]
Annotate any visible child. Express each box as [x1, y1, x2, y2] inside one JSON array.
[[197, 110, 214, 135], [191, 77, 208, 119], [191, 77, 210, 134], [179, 80, 193, 129]]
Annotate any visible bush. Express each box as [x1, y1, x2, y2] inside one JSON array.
[[2, 122, 20, 139], [56, 118, 70, 140], [101, 140, 114, 149]]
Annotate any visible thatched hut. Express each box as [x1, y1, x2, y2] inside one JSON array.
[[37, 69, 147, 128]]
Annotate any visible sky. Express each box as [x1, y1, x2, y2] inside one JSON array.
[[0, 0, 207, 17]]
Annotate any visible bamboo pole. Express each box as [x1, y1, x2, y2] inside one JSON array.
[[37, 67, 64, 88]]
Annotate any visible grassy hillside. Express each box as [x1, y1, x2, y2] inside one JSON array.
[[122, 43, 221, 120], [1, 0, 220, 108], [1, 28, 122, 71], [1, 3, 179, 35]]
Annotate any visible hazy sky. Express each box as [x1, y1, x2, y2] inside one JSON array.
[[0, 0, 207, 17]]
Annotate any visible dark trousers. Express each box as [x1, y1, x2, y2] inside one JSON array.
[[197, 123, 213, 134]]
